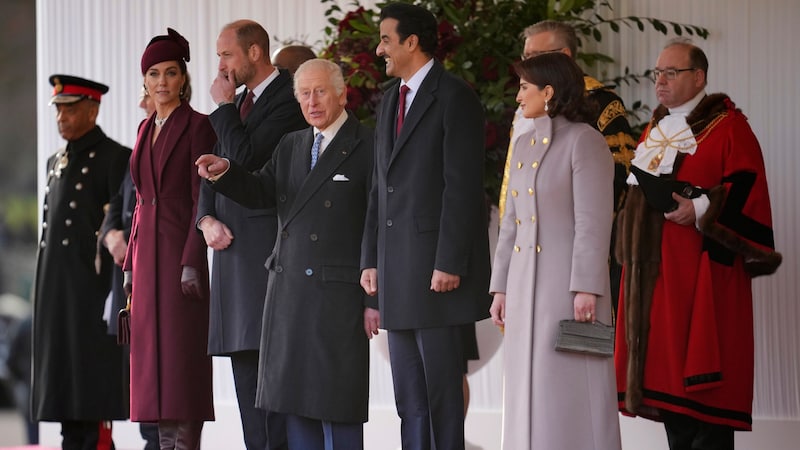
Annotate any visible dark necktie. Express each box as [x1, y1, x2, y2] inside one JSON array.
[[396, 84, 410, 135], [310, 132, 323, 170], [240, 90, 255, 120]]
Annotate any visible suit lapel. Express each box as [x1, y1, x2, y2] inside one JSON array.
[[379, 81, 399, 168], [284, 117, 360, 226], [390, 62, 442, 165], [155, 101, 191, 182], [244, 70, 292, 127], [131, 119, 151, 190]]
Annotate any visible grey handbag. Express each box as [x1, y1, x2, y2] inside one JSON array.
[[555, 320, 615, 357]]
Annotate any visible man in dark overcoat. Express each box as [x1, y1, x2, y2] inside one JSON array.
[[197, 58, 375, 450], [359, 4, 491, 449], [196, 19, 306, 450], [32, 74, 130, 449]]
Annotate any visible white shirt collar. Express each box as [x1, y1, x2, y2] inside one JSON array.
[[313, 109, 348, 154], [668, 89, 707, 116], [248, 68, 279, 101], [399, 58, 434, 113]]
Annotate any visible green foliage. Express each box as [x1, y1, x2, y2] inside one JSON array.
[[1, 194, 38, 241], [321, 0, 708, 203]]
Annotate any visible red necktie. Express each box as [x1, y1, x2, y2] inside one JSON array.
[[396, 84, 410, 135], [240, 90, 255, 120]]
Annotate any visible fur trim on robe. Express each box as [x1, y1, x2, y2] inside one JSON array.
[[616, 93, 782, 414]]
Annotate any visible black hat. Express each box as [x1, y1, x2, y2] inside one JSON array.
[[630, 165, 707, 213], [48, 74, 109, 105]]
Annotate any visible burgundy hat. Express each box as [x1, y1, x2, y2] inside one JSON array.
[[141, 28, 190, 75]]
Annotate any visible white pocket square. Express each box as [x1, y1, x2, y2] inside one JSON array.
[[332, 174, 350, 181]]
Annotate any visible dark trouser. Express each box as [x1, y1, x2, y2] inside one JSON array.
[[231, 350, 288, 450], [158, 420, 203, 450], [61, 421, 114, 450], [662, 410, 735, 450], [140, 422, 159, 450], [610, 254, 622, 314], [285, 414, 363, 450], [388, 326, 465, 450]]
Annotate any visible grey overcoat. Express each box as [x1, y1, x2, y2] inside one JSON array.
[[489, 115, 621, 450]]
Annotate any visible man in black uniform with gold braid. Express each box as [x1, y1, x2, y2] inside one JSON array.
[[32, 75, 130, 449], [499, 20, 636, 309]]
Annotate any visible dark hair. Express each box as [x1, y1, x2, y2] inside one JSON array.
[[665, 38, 709, 86], [513, 52, 593, 122], [181, 72, 193, 101], [379, 3, 438, 57]]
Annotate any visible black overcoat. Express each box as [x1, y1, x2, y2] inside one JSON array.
[[361, 61, 491, 330], [32, 126, 130, 421], [212, 114, 373, 423], [199, 69, 307, 355]]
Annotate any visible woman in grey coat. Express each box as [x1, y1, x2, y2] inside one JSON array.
[[489, 53, 622, 449]]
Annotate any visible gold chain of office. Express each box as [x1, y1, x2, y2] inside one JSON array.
[[644, 112, 728, 171]]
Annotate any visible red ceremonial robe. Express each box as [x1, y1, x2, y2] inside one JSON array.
[[615, 94, 781, 430], [125, 100, 217, 421]]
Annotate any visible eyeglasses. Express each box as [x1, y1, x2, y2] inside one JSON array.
[[522, 48, 564, 60], [650, 68, 696, 81]]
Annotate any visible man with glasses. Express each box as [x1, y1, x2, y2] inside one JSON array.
[[499, 20, 636, 309], [615, 38, 781, 449]]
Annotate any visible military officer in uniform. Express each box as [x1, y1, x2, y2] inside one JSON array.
[[32, 75, 131, 450]]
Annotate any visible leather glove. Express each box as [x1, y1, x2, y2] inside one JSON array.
[[181, 266, 202, 299]]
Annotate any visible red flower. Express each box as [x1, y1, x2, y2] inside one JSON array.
[[338, 6, 366, 32], [436, 20, 462, 59], [484, 121, 498, 149], [346, 86, 364, 111], [481, 56, 499, 81], [352, 52, 375, 68]]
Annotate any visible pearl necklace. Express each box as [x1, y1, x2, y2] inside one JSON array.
[[154, 116, 169, 127]]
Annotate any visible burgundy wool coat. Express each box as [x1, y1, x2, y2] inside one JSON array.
[[125, 100, 217, 421]]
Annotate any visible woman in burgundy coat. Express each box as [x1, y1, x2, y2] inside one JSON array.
[[124, 28, 217, 448]]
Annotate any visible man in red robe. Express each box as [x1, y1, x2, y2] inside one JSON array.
[[615, 39, 782, 449]]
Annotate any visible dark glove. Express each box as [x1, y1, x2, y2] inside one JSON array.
[[181, 266, 202, 299]]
